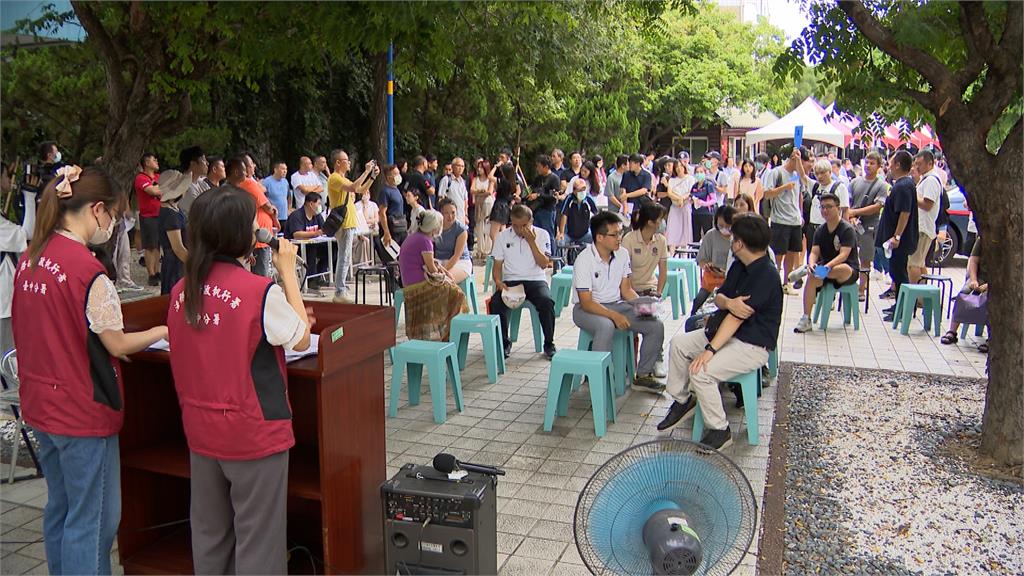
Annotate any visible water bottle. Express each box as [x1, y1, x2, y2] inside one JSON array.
[[883, 239, 893, 259]]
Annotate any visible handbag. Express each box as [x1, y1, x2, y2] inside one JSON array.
[[322, 190, 349, 237], [952, 291, 988, 325]]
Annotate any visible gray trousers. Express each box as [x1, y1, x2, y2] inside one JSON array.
[[334, 227, 355, 296], [572, 302, 664, 375], [190, 450, 289, 575]]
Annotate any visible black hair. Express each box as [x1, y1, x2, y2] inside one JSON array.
[[590, 154, 603, 165], [179, 146, 205, 172], [500, 148, 513, 158], [395, 157, 408, 171], [776, 145, 810, 162], [714, 204, 736, 226], [740, 159, 757, 182], [271, 159, 286, 170], [819, 193, 841, 206], [631, 202, 665, 231], [731, 214, 771, 252], [225, 156, 247, 179], [183, 185, 257, 326], [38, 141, 57, 161], [411, 155, 427, 169], [891, 150, 913, 172], [535, 154, 552, 169], [582, 161, 600, 195], [615, 154, 629, 168], [755, 152, 770, 164], [437, 197, 456, 211], [628, 153, 644, 164], [139, 152, 157, 167], [590, 210, 622, 240], [499, 161, 515, 182], [304, 192, 322, 205], [424, 153, 437, 163]]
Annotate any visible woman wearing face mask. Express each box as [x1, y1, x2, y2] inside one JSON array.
[[623, 202, 669, 297], [12, 165, 168, 576], [397, 210, 469, 340], [665, 159, 694, 254], [167, 187, 311, 574], [690, 204, 736, 314], [690, 165, 718, 241]]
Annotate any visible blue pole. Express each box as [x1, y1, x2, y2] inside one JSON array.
[[387, 43, 394, 164]]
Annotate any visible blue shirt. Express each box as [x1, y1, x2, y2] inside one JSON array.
[[283, 208, 325, 240], [435, 221, 471, 261], [377, 185, 405, 221], [263, 176, 291, 218]]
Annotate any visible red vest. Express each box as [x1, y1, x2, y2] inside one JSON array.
[[167, 259, 294, 460], [12, 234, 123, 437]]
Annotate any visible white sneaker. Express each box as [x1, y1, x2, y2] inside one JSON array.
[[117, 280, 143, 292], [332, 293, 353, 304], [654, 360, 667, 379], [793, 316, 813, 333], [788, 265, 809, 284], [783, 283, 797, 296]]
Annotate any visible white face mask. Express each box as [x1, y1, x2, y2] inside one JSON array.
[[89, 206, 116, 245], [53, 150, 62, 163], [394, 174, 403, 187]]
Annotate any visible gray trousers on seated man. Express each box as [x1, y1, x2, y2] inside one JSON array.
[[572, 301, 664, 375], [666, 329, 769, 430]]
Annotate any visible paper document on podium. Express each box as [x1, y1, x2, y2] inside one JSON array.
[[147, 334, 320, 363]]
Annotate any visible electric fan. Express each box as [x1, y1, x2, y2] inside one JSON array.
[[574, 439, 757, 575]]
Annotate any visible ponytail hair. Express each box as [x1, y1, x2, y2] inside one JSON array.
[[183, 186, 257, 327], [28, 166, 121, 266]]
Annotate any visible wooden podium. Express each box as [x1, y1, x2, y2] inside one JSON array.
[[117, 297, 394, 574]]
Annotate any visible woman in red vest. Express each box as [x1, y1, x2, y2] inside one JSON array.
[[167, 186, 310, 574], [12, 165, 168, 575]]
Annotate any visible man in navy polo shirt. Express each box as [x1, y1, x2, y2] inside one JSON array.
[[557, 179, 598, 246], [618, 153, 654, 223], [283, 192, 328, 288]]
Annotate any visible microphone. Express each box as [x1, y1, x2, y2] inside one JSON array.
[[433, 453, 505, 476], [256, 228, 305, 265]]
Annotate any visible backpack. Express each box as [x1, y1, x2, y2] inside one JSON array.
[[802, 180, 838, 223]]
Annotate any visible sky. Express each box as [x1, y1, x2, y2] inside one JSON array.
[[767, 0, 812, 42], [0, 0, 82, 40]]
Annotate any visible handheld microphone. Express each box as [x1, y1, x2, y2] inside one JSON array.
[[256, 228, 305, 265], [433, 453, 505, 476]]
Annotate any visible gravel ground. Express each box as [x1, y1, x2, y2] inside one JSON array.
[[783, 364, 1023, 576]]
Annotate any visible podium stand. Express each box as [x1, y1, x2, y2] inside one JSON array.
[[117, 297, 394, 574]]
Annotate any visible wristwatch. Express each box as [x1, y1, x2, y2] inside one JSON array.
[[704, 343, 718, 354], [894, 234, 901, 241]]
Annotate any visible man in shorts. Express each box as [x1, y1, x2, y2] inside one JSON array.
[[793, 193, 859, 333], [134, 153, 162, 286], [908, 149, 942, 285], [764, 146, 812, 294], [847, 151, 889, 301]]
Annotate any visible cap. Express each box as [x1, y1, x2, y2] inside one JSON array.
[[703, 151, 722, 161]]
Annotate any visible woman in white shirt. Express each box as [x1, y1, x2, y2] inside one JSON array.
[[665, 160, 694, 254]]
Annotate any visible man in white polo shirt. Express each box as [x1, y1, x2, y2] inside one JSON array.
[[572, 211, 665, 393], [489, 204, 557, 359], [909, 149, 941, 285]]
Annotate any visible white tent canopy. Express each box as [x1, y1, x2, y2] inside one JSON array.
[[745, 97, 846, 149]]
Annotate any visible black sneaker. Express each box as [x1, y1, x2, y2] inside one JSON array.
[[699, 426, 733, 450], [728, 382, 744, 408], [543, 344, 557, 360], [656, 397, 697, 431], [148, 274, 160, 286], [793, 278, 804, 290], [879, 288, 896, 299], [631, 374, 665, 395], [503, 342, 512, 359]]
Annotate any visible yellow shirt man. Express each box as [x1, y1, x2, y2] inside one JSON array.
[[327, 173, 358, 229]]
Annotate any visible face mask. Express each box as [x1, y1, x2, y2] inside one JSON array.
[[394, 174, 403, 187], [754, 161, 764, 171], [695, 173, 706, 183], [89, 207, 115, 245], [703, 160, 712, 169], [719, 227, 732, 237], [53, 151, 62, 163], [575, 189, 586, 201]]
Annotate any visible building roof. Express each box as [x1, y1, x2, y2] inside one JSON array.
[[1, 32, 76, 49], [720, 107, 780, 129]]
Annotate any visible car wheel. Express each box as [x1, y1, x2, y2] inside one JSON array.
[[935, 231, 958, 267]]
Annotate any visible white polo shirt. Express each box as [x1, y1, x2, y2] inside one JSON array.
[[572, 244, 631, 305], [917, 168, 943, 239], [492, 226, 551, 282]]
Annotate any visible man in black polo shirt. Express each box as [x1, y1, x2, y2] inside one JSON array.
[[528, 154, 562, 239], [557, 178, 598, 245], [876, 150, 919, 322], [619, 153, 654, 224], [404, 155, 434, 211], [656, 215, 782, 450], [793, 193, 859, 333]]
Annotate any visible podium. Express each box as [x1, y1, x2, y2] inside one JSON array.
[[116, 297, 394, 574]]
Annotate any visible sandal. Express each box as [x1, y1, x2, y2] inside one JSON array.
[[978, 342, 989, 354], [940, 330, 958, 345]]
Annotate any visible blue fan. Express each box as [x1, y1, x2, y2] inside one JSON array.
[[574, 439, 756, 575]]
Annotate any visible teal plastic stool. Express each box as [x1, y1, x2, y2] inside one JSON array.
[[457, 276, 479, 314], [550, 273, 573, 317], [660, 270, 685, 320], [559, 265, 573, 276], [509, 301, 543, 352], [482, 256, 494, 293], [393, 288, 404, 324], [667, 258, 697, 301], [892, 284, 942, 336], [959, 322, 986, 339], [692, 368, 761, 446], [768, 348, 778, 379], [576, 329, 635, 396], [389, 340, 464, 424], [811, 282, 860, 331], [543, 350, 616, 437], [449, 314, 505, 384]]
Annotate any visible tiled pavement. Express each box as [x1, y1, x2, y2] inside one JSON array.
[[2, 259, 983, 575]]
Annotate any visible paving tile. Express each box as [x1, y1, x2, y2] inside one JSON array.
[[515, 536, 568, 560], [0, 552, 43, 575], [496, 514, 538, 536], [499, 555, 556, 576], [529, 520, 574, 542], [496, 531, 525, 554]]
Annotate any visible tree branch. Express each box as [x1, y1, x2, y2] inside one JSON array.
[[837, 1, 955, 100], [71, 1, 127, 121], [994, 0, 1023, 76], [953, 2, 992, 89]]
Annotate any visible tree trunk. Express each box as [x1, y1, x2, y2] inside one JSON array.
[[369, 51, 388, 163], [939, 110, 1023, 472]]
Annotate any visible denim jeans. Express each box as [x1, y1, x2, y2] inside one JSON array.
[[334, 227, 355, 296], [34, 430, 121, 576]]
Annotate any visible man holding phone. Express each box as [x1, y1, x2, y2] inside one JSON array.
[[690, 205, 736, 314], [793, 193, 859, 333]]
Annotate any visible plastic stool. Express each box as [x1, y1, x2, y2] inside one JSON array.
[[667, 258, 697, 301], [509, 301, 543, 353], [692, 368, 761, 446], [389, 340, 464, 424], [449, 314, 505, 384], [892, 284, 942, 336], [393, 288, 404, 324], [543, 350, 616, 437], [457, 275, 479, 314], [768, 349, 778, 379], [482, 256, 494, 293], [661, 270, 685, 320], [811, 282, 860, 331], [576, 329, 635, 396], [550, 273, 573, 317], [959, 322, 986, 339], [922, 274, 954, 319], [559, 265, 573, 277]]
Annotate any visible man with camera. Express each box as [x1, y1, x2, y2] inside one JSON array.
[[327, 150, 377, 303]]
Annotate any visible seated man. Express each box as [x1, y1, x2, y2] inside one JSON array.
[[572, 212, 665, 393], [793, 192, 859, 333], [656, 215, 782, 450], [488, 204, 557, 359], [283, 192, 328, 288]]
